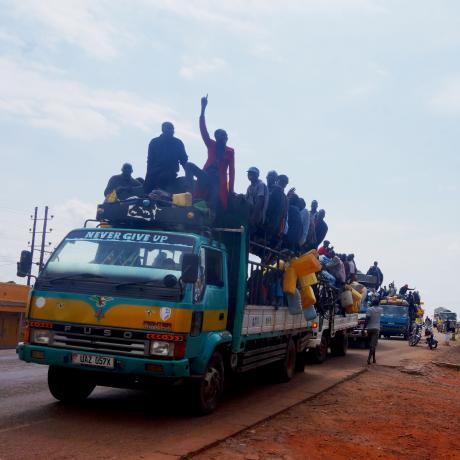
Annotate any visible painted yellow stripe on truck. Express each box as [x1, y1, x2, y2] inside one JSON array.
[[29, 296, 192, 332], [29, 296, 227, 334]]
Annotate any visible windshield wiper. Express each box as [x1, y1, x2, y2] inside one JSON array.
[[115, 280, 161, 289], [45, 273, 106, 283]]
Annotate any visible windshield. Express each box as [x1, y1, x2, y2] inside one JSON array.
[[40, 229, 194, 284], [381, 305, 408, 317], [440, 313, 457, 320]]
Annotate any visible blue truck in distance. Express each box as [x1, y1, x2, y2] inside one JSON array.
[[379, 303, 410, 339]]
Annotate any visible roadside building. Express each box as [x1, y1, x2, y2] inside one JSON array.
[[0, 282, 30, 348]]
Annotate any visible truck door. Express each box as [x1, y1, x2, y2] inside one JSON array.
[[193, 247, 228, 332]]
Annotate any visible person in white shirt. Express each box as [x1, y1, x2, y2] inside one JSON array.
[[363, 298, 383, 364]]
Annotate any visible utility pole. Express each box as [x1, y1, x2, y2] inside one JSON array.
[[27, 207, 38, 286], [27, 206, 53, 283]]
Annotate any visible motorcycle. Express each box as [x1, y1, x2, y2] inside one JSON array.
[[425, 325, 438, 350], [408, 323, 422, 347]]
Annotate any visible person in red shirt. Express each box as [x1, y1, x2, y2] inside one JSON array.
[[196, 95, 235, 211], [318, 240, 331, 256]]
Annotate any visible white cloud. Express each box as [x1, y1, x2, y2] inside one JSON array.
[[0, 29, 26, 48], [430, 77, 460, 114], [179, 57, 228, 80], [345, 62, 389, 100], [250, 44, 283, 62], [0, 57, 181, 140], [8, 0, 121, 60]]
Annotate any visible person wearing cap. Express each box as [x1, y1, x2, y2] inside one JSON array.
[[104, 163, 142, 200], [196, 95, 235, 210], [246, 167, 269, 232], [317, 240, 331, 256]]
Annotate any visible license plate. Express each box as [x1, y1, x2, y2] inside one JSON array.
[[71, 353, 115, 368]]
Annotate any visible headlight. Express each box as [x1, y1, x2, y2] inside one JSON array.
[[30, 328, 54, 345], [150, 340, 174, 357]]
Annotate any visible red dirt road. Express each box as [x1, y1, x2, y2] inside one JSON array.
[[193, 343, 460, 460]]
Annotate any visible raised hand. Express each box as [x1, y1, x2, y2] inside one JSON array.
[[201, 94, 208, 111]]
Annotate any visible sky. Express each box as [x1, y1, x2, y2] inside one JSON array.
[[0, 0, 459, 316]]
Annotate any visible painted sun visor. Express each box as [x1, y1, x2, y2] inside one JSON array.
[[29, 293, 193, 332]]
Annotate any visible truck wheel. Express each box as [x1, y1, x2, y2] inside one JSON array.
[[48, 366, 95, 403], [274, 339, 296, 382], [307, 333, 329, 364], [188, 352, 224, 415], [330, 332, 348, 357]]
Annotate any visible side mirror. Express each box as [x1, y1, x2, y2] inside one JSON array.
[[17, 250, 32, 277], [181, 254, 200, 283]]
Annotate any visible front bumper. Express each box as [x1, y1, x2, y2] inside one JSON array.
[[17, 343, 190, 378], [380, 326, 407, 336]]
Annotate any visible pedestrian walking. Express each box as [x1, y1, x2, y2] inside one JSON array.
[[363, 297, 382, 364]]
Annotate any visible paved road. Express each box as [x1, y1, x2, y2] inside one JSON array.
[[0, 338, 435, 460]]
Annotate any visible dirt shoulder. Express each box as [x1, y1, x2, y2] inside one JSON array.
[[192, 342, 460, 460]]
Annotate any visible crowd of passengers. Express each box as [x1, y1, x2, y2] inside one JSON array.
[[103, 96, 329, 255]]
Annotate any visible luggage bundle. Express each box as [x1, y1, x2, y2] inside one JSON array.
[[281, 251, 321, 320]]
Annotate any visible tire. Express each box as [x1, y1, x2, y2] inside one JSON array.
[[48, 366, 95, 403], [330, 332, 348, 357], [274, 339, 296, 382], [307, 333, 329, 364], [188, 352, 224, 415]]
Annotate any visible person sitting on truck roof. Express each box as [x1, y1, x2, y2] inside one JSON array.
[[264, 171, 287, 243], [275, 174, 290, 235], [347, 254, 357, 282], [284, 193, 303, 252], [341, 254, 351, 282], [367, 261, 383, 289], [144, 122, 189, 194], [388, 281, 396, 296], [317, 240, 331, 256], [314, 209, 328, 247], [304, 200, 318, 250], [298, 198, 310, 247], [196, 95, 235, 210], [399, 284, 414, 296], [246, 167, 269, 235], [104, 163, 142, 200]]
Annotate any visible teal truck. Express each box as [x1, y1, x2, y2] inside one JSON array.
[[17, 199, 313, 414]]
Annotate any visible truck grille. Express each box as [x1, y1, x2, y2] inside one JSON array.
[[51, 332, 149, 356]]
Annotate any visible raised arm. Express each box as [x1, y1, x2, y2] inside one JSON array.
[[199, 95, 211, 147], [228, 151, 235, 193]]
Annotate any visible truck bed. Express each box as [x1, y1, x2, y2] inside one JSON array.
[[331, 313, 359, 333], [241, 305, 307, 336]]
